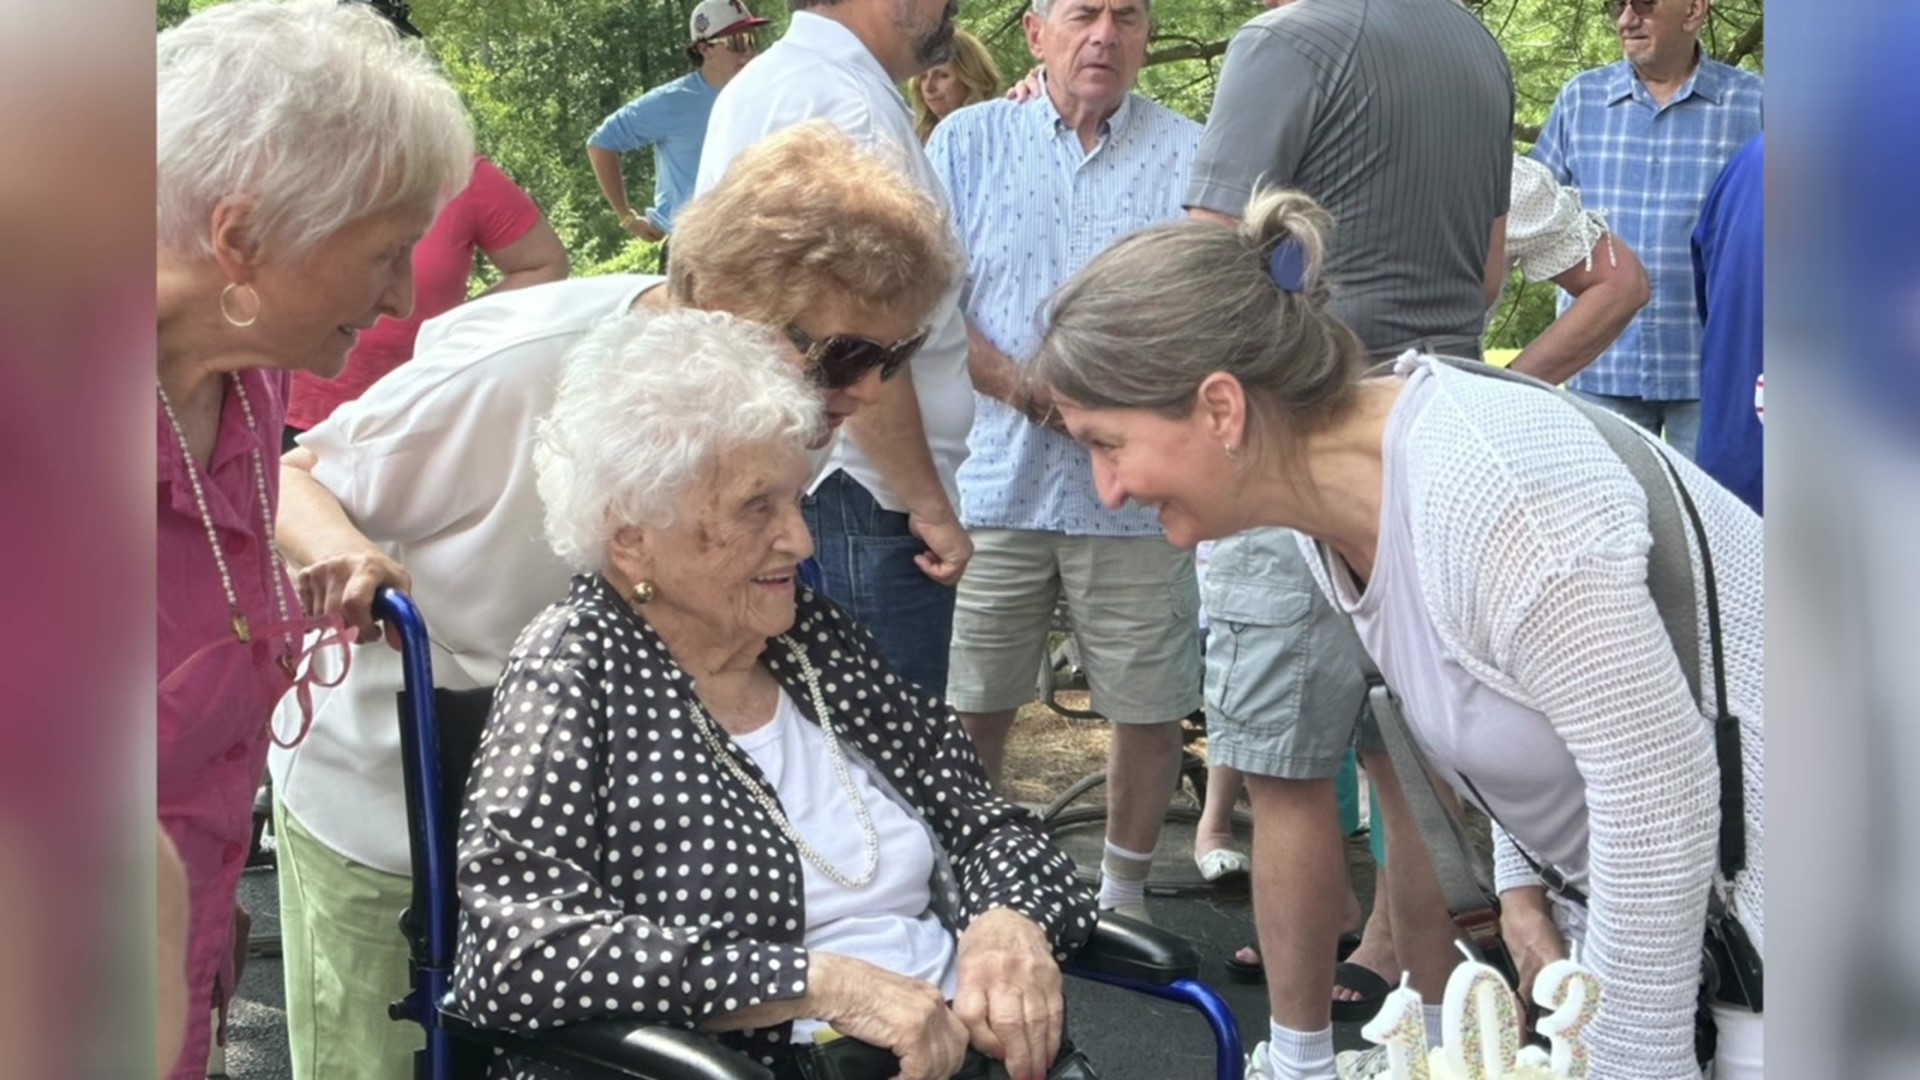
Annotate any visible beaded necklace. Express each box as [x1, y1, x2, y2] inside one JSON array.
[[157, 373, 296, 673], [687, 639, 881, 890]]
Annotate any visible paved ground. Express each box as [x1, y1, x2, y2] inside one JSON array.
[[220, 814, 1382, 1079]]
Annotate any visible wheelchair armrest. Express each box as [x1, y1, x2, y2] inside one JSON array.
[[441, 1008, 773, 1080], [1066, 910, 1199, 985]]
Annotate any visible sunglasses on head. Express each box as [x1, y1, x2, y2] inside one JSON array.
[[1605, 0, 1660, 17], [786, 325, 928, 390]]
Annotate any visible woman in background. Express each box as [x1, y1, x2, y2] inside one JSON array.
[[910, 29, 1003, 143]]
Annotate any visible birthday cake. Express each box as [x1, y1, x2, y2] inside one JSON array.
[[1333, 947, 1602, 1080]]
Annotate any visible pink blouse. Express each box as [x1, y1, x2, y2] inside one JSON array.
[[156, 367, 298, 1080]]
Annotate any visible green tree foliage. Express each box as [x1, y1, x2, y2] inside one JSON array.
[[160, 0, 1761, 341]]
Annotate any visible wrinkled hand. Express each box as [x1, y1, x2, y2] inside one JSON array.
[[909, 509, 972, 586], [815, 954, 971, 1080], [1005, 65, 1043, 103], [624, 215, 666, 243], [296, 550, 411, 648], [1500, 892, 1567, 1004], [953, 909, 1063, 1080]]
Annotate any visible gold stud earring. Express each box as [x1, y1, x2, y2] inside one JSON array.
[[632, 581, 656, 605]]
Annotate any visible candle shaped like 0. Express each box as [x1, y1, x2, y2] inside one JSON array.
[[1359, 972, 1432, 1080], [1531, 946, 1602, 1078], [1441, 945, 1521, 1080]]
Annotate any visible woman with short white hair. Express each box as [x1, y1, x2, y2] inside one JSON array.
[[155, 2, 472, 1075], [455, 308, 1096, 1080]]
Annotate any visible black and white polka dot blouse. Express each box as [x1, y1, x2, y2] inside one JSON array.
[[451, 574, 1097, 1077]]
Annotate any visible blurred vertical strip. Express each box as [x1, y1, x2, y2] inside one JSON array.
[[1769, 0, 1920, 1076], [0, 0, 156, 1077]]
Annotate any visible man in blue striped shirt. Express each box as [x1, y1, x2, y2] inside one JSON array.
[[925, 0, 1204, 926], [1531, 0, 1762, 457]]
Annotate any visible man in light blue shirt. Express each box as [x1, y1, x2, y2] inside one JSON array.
[[1531, 0, 1762, 457], [586, 0, 768, 241], [925, 0, 1202, 924]]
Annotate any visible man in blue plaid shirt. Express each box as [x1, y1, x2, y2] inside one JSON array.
[[1531, 0, 1761, 458]]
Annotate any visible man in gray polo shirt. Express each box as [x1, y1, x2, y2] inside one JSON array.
[[1184, 1, 1512, 1077]]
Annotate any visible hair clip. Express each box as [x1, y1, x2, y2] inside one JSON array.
[[1268, 240, 1306, 295]]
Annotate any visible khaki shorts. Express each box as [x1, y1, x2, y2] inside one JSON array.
[[947, 530, 1202, 723]]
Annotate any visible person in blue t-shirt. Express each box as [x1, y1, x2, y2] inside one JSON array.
[[587, 0, 770, 242], [1692, 132, 1764, 513]]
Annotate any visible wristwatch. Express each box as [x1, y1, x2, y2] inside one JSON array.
[[619, 207, 643, 226]]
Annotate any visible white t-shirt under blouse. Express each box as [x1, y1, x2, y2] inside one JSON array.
[[729, 689, 959, 1041], [1323, 369, 1593, 894]]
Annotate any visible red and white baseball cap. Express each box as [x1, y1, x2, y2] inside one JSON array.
[[689, 0, 769, 43]]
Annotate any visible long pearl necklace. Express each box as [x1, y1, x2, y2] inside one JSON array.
[[688, 639, 881, 890], [157, 373, 293, 655]]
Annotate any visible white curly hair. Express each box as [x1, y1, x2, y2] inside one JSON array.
[[534, 308, 825, 571]]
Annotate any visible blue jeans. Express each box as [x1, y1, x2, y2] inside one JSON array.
[[801, 470, 956, 694], [1569, 390, 1703, 461]]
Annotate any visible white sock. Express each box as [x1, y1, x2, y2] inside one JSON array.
[[1263, 1018, 1335, 1080], [1424, 1004, 1446, 1046], [1097, 839, 1153, 909]]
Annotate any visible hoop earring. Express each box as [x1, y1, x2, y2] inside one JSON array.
[[220, 282, 261, 328], [631, 581, 656, 605]]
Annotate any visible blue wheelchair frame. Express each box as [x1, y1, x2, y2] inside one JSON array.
[[377, 588, 1242, 1080]]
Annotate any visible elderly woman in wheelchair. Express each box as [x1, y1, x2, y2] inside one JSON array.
[[452, 308, 1099, 1080]]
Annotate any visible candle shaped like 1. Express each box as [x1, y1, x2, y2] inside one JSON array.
[[1441, 946, 1521, 1080], [1359, 973, 1432, 1080], [1532, 947, 1602, 1078]]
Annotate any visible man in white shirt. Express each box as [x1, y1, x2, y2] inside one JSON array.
[[697, 0, 973, 694]]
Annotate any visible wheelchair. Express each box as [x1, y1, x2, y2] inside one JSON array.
[[376, 588, 1245, 1080]]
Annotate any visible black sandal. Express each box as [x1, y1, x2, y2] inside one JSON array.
[[1328, 961, 1391, 1023], [1221, 931, 1362, 983]]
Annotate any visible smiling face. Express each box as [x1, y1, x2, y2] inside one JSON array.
[[1615, 0, 1704, 73], [245, 200, 437, 378], [1056, 397, 1242, 549], [634, 438, 816, 650], [1026, 0, 1151, 118]]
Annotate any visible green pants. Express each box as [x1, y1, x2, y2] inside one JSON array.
[[273, 800, 421, 1080]]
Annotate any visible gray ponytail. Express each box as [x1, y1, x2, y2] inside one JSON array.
[[1028, 186, 1364, 448]]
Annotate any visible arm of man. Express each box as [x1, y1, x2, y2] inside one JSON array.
[[842, 363, 971, 584], [1184, 25, 1322, 220], [1483, 215, 1510, 312], [1507, 233, 1648, 385], [588, 93, 670, 240]]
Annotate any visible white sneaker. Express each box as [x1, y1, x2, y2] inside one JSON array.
[[1333, 1045, 1389, 1080], [1245, 1041, 1338, 1080]]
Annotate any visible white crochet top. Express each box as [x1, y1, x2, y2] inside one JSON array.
[[1305, 354, 1764, 1079]]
